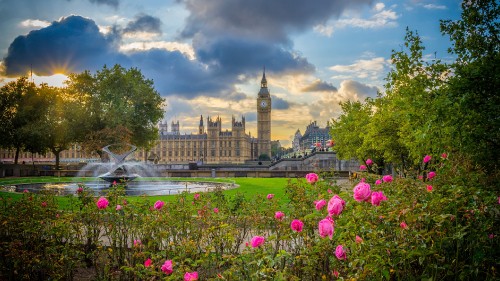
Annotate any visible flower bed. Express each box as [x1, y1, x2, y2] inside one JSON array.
[[0, 157, 498, 280]]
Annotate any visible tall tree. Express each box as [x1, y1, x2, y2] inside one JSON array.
[[65, 65, 165, 158], [383, 29, 451, 166], [330, 100, 373, 161], [39, 85, 85, 169], [0, 77, 46, 164], [440, 0, 500, 169]]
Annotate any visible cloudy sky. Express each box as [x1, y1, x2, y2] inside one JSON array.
[[0, 0, 461, 147]]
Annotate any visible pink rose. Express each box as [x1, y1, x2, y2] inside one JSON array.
[[144, 258, 152, 267], [382, 175, 393, 183], [291, 219, 304, 232], [423, 155, 432, 163], [353, 182, 371, 202], [426, 185, 433, 192], [154, 200, 165, 210], [400, 221, 408, 229], [441, 153, 448, 159], [267, 194, 274, 200], [306, 173, 319, 183], [275, 211, 285, 220], [250, 236, 265, 248], [375, 179, 382, 185], [366, 159, 373, 166], [116, 204, 122, 211], [184, 271, 198, 281], [335, 245, 347, 260], [96, 197, 109, 209], [41, 202, 47, 207], [133, 239, 142, 247], [76, 187, 83, 194], [327, 195, 345, 216], [355, 235, 363, 244], [333, 270, 339, 277], [161, 260, 173, 275], [359, 165, 367, 171], [427, 171, 436, 179], [194, 193, 200, 200], [371, 191, 387, 206], [213, 207, 219, 213], [315, 199, 326, 210], [318, 218, 334, 239]]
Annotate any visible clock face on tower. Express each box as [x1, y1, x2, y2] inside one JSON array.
[[260, 100, 268, 108]]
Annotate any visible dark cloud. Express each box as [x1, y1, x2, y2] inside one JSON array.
[[179, 0, 373, 43], [196, 37, 315, 76], [272, 95, 290, 110], [2, 15, 126, 76], [301, 80, 338, 92], [128, 49, 229, 97], [178, 0, 373, 85], [123, 14, 162, 35]]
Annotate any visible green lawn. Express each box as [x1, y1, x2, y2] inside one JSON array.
[[0, 177, 296, 210]]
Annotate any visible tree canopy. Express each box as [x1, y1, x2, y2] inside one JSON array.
[[0, 65, 165, 167], [330, 0, 499, 174]]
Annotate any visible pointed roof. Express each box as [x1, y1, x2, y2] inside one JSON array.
[[258, 67, 270, 97]]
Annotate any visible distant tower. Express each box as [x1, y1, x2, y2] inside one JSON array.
[[257, 68, 272, 158], [159, 120, 168, 136], [198, 115, 204, 134], [171, 121, 180, 135]]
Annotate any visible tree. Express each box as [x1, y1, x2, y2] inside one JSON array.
[[39, 85, 85, 169], [382, 29, 451, 168], [65, 65, 165, 158], [0, 77, 48, 164], [329, 100, 373, 161], [440, 0, 500, 170]]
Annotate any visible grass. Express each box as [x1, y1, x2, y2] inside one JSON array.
[[0, 177, 295, 210]]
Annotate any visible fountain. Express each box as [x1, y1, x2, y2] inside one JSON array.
[[98, 144, 140, 184], [10, 144, 237, 196]]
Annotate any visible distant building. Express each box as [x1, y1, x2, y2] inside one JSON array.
[[137, 115, 256, 164], [297, 121, 331, 151]]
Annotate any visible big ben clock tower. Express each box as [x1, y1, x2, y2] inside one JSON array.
[[257, 69, 272, 159]]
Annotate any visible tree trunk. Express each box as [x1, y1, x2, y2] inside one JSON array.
[[14, 146, 20, 164], [52, 148, 61, 170]]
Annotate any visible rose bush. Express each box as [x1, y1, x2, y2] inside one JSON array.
[[0, 160, 498, 280]]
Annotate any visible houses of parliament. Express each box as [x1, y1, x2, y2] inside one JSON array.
[[0, 71, 272, 165]]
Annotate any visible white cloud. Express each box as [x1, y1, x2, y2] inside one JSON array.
[[336, 8, 398, 29], [313, 24, 334, 37], [309, 80, 379, 121], [120, 41, 196, 60], [329, 57, 388, 81], [374, 2, 385, 12], [423, 4, 447, 10], [314, 3, 399, 36], [19, 19, 50, 29]]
